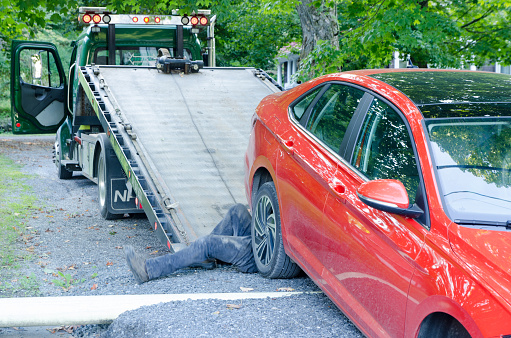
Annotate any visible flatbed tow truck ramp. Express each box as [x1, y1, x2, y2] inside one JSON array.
[[100, 66, 278, 240]]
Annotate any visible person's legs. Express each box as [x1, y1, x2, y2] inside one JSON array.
[[126, 203, 256, 283], [145, 233, 256, 279]]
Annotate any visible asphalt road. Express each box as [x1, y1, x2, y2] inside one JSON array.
[[0, 135, 363, 337]]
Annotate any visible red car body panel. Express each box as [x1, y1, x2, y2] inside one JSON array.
[[244, 69, 511, 337]]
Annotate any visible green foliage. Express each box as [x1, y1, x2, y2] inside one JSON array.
[[4, 0, 509, 85], [294, 40, 343, 82], [286, 0, 511, 81], [213, 0, 301, 69], [0, 50, 10, 119], [52, 271, 85, 290], [345, 0, 511, 68]]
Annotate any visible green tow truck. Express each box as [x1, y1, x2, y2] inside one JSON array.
[[10, 7, 280, 250]]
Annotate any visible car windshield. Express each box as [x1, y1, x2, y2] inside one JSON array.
[[425, 117, 511, 224]]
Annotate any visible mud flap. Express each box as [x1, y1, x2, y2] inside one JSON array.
[[110, 177, 139, 212], [98, 134, 143, 217]]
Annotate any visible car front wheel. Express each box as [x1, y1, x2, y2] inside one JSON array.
[[251, 181, 301, 278]]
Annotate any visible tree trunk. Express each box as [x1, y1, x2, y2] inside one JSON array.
[[296, 0, 339, 60]]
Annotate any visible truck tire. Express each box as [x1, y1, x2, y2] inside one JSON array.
[[97, 146, 120, 220], [251, 181, 301, 279], [54, 138, 72, 179]]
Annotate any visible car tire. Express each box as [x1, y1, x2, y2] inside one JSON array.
[[97, 147, 119, 220], [251, 181, 301, 279], [54, 139, 72, 179], [418, 315, 470, 338]]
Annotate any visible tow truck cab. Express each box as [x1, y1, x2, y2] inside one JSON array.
[[11, 8, 215, 219]]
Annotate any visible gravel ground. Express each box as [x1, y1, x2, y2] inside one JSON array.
[[0, 135, 363, 337]]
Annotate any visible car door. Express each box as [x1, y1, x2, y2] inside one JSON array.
[[10, 41, 67, 134], [275, 83, 366, 279], [321, 96, 428, 337]]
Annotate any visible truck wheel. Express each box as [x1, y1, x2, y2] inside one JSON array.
[[98, 148, 118, 220], [251, 181, 301, 278], [54, 139, 72, 179]]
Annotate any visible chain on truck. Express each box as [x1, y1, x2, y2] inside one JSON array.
[[10, 7, 280, 251]]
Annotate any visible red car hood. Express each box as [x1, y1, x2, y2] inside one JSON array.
[[449, 222, 511, 307]]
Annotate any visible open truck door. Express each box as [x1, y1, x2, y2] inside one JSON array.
[[10, 41, 67, 134]]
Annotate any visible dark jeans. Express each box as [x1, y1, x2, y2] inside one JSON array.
[[145, 204, 257, 280]]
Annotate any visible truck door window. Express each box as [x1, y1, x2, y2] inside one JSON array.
[[19, 49, 62, 88]]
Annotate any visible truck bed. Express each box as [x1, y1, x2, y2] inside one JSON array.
[[101, 67, 277, 241]]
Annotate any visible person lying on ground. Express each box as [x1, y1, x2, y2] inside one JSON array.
[[125, 203, 257, 284]]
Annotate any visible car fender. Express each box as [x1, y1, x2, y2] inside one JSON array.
[[247, 155, 277, 207], [406, 231, 508, 337], [405, 295, 483, 338]]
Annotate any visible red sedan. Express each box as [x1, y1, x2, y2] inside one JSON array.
[[244, 69, 511, 337]]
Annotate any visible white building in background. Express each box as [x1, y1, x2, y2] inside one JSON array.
[[390, 51, 511, 74], [276, 53, 299, 90]]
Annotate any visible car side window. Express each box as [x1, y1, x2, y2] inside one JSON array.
[[305, 84, 365, 152], [351, 98, 420, 201], [291, 87, 322, 121]]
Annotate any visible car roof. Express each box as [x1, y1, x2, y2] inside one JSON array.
[[342, 69, 511, 119]]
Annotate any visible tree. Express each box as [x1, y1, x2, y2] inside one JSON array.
[[3, 0, 510, 78], [213, 0, 301, 69], [294, 0, 511, 80], [0, 0, 79, 49]]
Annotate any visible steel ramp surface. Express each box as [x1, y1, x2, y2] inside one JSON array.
[[100, 67, 275, 240]]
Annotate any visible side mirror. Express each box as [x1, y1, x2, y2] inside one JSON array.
[[357, 179, 423, 218]]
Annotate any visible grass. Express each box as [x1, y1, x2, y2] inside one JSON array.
[[0, 154, 40, 297]]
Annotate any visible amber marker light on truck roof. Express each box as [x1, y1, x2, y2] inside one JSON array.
[[155, 17, 161, 23], [200, 16, 208, 25], [132, 17, 139, 23], [144, 17, 150, 23]]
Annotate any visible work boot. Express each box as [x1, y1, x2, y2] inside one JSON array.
[[125, 246, 149, 284]]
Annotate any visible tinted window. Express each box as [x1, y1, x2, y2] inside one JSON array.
[[291, 87, 322, 121], [305, 84, 364, 151], [352, 98, 419, 201]]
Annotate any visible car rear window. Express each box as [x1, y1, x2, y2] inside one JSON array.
[[369, 72, 511, 106], [419, 102, 511, 118]]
